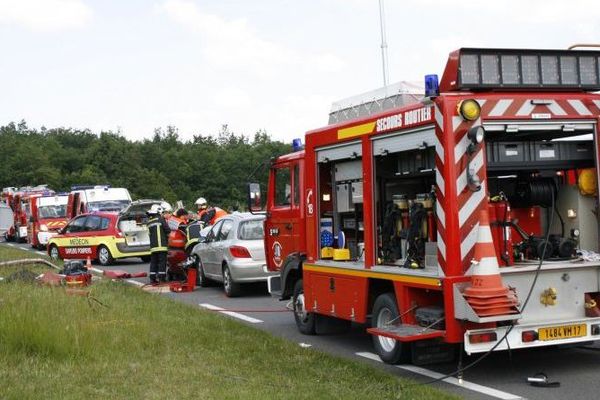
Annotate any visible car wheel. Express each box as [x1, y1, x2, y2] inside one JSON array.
[[293, 279, 316, 335], [97, 245, 114, 266], [49, 245, 60, 261], [196, 256, 210, 287], [222, 264, 240, 297], [371, 293, 411, 364]]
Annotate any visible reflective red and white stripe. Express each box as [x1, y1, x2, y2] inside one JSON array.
[[481, 98, 600, 117], [433, 103, 446, 271]]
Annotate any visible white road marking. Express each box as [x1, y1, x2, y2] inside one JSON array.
[[6, 243, 15, 247], [36, 251, 46, 255], [199, 303, 263, 324], [89, 267, 104, 274], [125, 279, 145, 287], [356, 352, 522, 400]]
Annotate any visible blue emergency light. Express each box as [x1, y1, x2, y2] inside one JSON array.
[[425, 74, 439, 97], [292, 138, 303, 152]]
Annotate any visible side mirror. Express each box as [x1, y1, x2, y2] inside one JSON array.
[[58, 227, 66, 234], [247, 183, 262, 213]]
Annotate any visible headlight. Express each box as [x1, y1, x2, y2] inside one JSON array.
[[40, 224, 48, 232], [458, 99, 481, 121], [467, 126, 485, 144]]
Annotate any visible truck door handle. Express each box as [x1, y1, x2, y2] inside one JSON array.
[[285, 223, 293, 230]]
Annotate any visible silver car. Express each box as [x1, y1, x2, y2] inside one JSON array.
[[191, 213, 275, 297]]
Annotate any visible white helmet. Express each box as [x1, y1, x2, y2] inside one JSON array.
[[195, 197, 207, 207], [161, 201, 173, 213], [148, 204, 165, 215]]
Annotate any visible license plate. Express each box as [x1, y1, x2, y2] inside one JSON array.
[[538, 324, 587, 341]]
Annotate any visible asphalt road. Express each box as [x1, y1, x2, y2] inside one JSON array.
[[3, 240, 600, 400]]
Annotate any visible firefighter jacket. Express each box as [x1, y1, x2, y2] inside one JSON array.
[[148, 215, 171, 253], [185, 221, 202, 250], [198, 207, 228, 226]]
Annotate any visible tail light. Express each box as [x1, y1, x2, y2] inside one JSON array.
[[229, 245, 251, 258], [115, 229, 124, 238], [521, 330, 538, 343], [468, 332, 497, 344]]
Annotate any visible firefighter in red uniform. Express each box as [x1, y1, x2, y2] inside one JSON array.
[[147, 204, 171, 283], [195, 197, 228, 227]]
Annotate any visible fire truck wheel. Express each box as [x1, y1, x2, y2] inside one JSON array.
[[293, 279, 316, 335], [97, 245, 114, 266], [49, 245, 60, 261], [223, 265, 240, 297], [372, 293, 411, 364]]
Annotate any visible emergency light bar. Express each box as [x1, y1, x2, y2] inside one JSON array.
[[456, 48, 600, 91]]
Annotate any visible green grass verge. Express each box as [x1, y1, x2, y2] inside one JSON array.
[[0, 245, 457, 400]]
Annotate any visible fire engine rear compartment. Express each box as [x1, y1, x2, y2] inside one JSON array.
[[310, 113, 600, 356]]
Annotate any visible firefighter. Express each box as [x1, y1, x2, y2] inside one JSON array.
[[195, 197, 228, 227], [147, 204, 171, 283]]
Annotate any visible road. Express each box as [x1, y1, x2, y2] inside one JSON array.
[[3, 240, 600, 400]]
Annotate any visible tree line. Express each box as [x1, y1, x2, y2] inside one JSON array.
[[0, 121, 291, 211]]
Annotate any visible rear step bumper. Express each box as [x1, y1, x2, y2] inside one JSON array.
[[367, 324, 445, 342]]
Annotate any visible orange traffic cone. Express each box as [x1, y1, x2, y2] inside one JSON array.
[[463, 209, 519, 317], [85, 256, 92, 270]]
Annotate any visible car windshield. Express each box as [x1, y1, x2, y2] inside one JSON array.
[[238, 219, 264, 240], [38, 205, 67, 219], [88, 200, 130, 212]]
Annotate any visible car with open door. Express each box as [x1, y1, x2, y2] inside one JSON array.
[[47, 199, 170, 265]]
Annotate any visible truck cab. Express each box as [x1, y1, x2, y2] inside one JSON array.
[[67, 186, 132, 218], [27, 194, 69, 249]]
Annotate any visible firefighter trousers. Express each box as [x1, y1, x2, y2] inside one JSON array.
[[149, 251, 168, 282]]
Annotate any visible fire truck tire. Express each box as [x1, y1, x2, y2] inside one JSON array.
[[372, 293, 411, 364], [293, 279, 316, 335], [223, 265, 240, 297], [97, 245, 114, 266], [49, 245, 60, 260]]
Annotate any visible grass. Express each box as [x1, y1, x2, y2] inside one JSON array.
[[0, 244, 457, 400]]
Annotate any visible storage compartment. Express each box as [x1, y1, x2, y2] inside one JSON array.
[[533, 142, 560, 162], [334, 160, 362, 181]]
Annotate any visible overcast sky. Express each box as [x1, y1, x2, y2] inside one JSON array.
[[1, 0, 598, 142]]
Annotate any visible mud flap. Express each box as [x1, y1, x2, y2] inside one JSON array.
[[411, 339, 456, 366], [315, 314, 352, 335]]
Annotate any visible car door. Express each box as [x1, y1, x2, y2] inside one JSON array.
[[61, 216, 88, 258], [202, 220, 224, 278], [213, 218, 234, 271]]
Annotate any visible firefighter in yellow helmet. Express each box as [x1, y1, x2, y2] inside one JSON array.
[[147, 204, 171, 283], [195, 197, 228, 227]]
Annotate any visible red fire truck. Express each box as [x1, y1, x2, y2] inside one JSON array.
[[66, 185, 132, 218], [249, 47, 600, 364], [27, 193, 69, 249], [3, 186, 55, 243]]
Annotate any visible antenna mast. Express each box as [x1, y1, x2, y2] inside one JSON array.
[[378, 0, 389, 87]]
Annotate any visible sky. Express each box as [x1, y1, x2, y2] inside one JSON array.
[[1, 0, 599, 143]]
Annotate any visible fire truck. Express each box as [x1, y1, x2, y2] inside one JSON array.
[[27, 193, 69, 249], [66, 185, 132, 218], [249, 47, 600, 364], [2, 185, 55, 243]]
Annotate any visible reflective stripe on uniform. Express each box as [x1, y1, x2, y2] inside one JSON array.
[[151, 247, 168, 253]]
